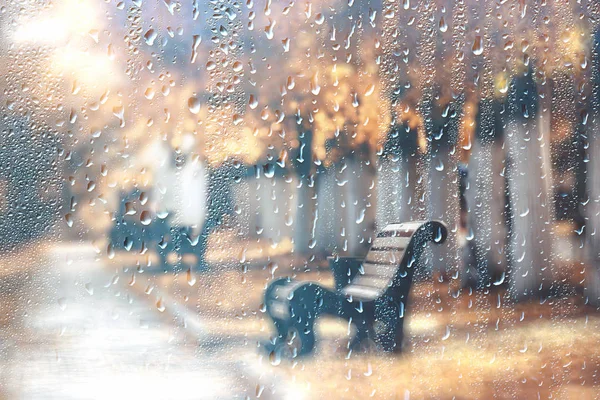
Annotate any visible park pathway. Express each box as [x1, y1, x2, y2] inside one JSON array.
[[0, 243, 290, 400]]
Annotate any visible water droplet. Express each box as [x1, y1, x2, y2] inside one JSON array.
[[435, 159, 444, 171], [144, 87, 155, 100], [125, 202, 136, 215], [282, 37, 290, 52], [472, 36, 483, 55], [269, 350, 281, 366], [144, 29, 157, 46], [442, 326, 451, 340], [225, 7, 237, 20], [249, 94, 258, 109], [493, 272, 506, 286], [356, 209, 365, 224], [581, 110, 589, 125], [206, 61, 217, 71], [124, 237, 133, 251], [232, 114, 243, 125], [107, 243, 115, 259], [256, 384, 265, 398], [58, 297, 67, 311], [310, 72, 320, 95], [187, 267, 196, 286], [85, 283, 94, 295], [72, 80, 81, 95], [191, 35, 201, 63], [140, 210, 152, 225], [65, 213, 73, 227], [232, 61, 243, 72], [439, 16, 448, 32], [188, 96, 200, 114], [156, 297, 165, 312], [157, 210, 169, 219], [263, 163, 275, 178], [264, 19, 276, 39]]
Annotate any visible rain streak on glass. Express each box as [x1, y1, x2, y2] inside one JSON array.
[[0, 0, 598, 399]]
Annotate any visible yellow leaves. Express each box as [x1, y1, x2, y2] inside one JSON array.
[[494, 72, 509, 98], [206, 125, 263, 166], [397, 102, 421, 131], [417, 126, 428, 154], [301, 65, 391, 162], [557, 26, 586, 71], [459, 100, 477, 162]]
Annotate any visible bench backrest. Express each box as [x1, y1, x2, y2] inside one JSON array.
[[341, 220, 447, 301]]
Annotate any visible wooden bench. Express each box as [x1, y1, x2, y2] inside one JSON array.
[[263, 220, 447, 357]]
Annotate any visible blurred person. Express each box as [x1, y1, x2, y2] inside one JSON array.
[[151, 134, 236, 270], [152, 134, 208, 269]]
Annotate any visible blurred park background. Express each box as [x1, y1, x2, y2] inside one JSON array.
[[1, 0, 600, 398]]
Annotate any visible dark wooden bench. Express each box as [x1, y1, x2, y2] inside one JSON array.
[[263, 220, 447, 357]]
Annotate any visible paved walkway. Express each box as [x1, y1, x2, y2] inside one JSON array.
[[0, 244, 287, 400]]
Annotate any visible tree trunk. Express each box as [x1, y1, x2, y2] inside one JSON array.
[[505, 118, 554, 300], [428, 147, 460, 277], [464, 137, 508, 288], [584, 29, 600, 307], [293, 175, 316, 257], [376, 155, 418, 228], [314, 167, 336, 255], [585, 129, 600, 306], [335, 157, 373, 256]]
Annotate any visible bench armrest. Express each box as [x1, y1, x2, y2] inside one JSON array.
[[327, 256, 363, 291]]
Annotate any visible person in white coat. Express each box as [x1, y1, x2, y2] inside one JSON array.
[[152, 134, 209, 268]]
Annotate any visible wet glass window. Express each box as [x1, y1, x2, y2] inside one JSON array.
[[1, 0, 599, 398]]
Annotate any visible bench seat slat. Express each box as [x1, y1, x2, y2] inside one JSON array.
[[364, 251, 404, 265], [360, 263, 401, 279], [380, 222, 425, 235], [371, 237, 411, 249], [351, 275, 392, 288], [342, 285, 383, 301]]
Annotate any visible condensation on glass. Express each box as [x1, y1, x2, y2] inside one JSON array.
[[0, 1, 598, 399]]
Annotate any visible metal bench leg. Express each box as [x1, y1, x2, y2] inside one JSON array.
[[392, 318, 406, 353], [375, 299, 405, 352], [288, 284, 323, 356], [264, 281, 325, 357], [348, 317, 375, 352], [291, 316, 316, 356]]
